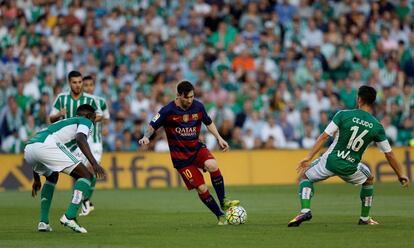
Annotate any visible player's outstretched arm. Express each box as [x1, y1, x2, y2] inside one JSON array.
[[206, 122, 229, 152], [76, 133, 106, 179], [139, 125, 155, 146], [297, 132, 330, 174], [384, 151, 409, 187]]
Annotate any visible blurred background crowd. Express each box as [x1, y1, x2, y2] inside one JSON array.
[[1, 0, 414, 153]]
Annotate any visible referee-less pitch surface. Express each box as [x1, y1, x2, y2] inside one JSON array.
[[0, 183, 412, 248]]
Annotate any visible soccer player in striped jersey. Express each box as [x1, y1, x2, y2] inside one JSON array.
[[49, 71, 102, 216], [79, 75, 110, 216], [139, 81, 240, 225], [288, 86, 409, 227], [49, 71, 101, 123], [25, 104, 105, 233]]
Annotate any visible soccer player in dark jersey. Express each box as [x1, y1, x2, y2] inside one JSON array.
[[138, 80, 240, 225]]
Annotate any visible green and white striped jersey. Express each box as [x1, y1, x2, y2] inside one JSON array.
[[90, 95, 110, 144], [27, 117, 93, 152], [323, 109, 391, 176], [50, 92, 106, 144], [50, 92, 100, 119]]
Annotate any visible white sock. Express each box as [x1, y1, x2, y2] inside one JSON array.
[[301, 208, 311, 213], [360, 216, 369, 221]]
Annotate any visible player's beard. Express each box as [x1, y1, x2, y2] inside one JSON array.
[[72, 87, 82, 96]]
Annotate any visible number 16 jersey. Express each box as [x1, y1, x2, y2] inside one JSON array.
[[323, 109, 391, 176]]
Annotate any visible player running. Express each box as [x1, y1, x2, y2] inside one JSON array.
[[139, 80, 239, 225], [25, 104, 105, 233], [288, 85, 409, 227]]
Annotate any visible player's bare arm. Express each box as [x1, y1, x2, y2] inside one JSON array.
[[76, 133, 105, 179], [139, 125, 155, 146], [384, 151, 409, 187], [297, 132, 331, 174], [206, 122, 229, 152], [31, 171, 41, 197], [49, 108, 66, 123], [94, 114, 104, 122]]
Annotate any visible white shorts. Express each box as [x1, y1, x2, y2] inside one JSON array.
[[305, 155, 371, 185], [24, 136, 80, 177], [74, 142, 102, 167]]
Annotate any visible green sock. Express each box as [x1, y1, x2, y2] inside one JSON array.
[[360, 185, 374, 218], [86, 175, 96, 201], [40, 181, 56, 223], [65, 178, 91, 219], [299, 179, 314, 212]]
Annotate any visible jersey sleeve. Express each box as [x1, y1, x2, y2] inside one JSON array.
[[324, 121, 339, 136], [150, 106, 167, 130], [201, 104, 212, 125], [374, 125, 392, 153], [100, 99, 110, 119], [50, 95, 61, 116], [92, 97, 103, 116], [76, 118, 93, 136], [331, 111, 342, 127]]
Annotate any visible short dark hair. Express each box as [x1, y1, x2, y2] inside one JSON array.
[[358, 85, 377, 106], [83, 75, 94, 82], [177, 80, 194, 95], [76, 104, 95, 116], [68, 70, 82, 81]]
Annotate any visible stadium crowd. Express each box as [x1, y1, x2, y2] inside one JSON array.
[[1, 0, 414, 153]]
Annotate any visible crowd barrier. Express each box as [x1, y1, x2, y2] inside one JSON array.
[[1, 148, 412, 191]]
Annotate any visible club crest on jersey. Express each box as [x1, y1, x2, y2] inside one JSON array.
[[192, 113, 198, 121], [183, 114, 189, 122], [152, 113, 160, 122]]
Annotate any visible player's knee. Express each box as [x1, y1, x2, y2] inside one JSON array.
[[364, 175, 374, 185], [76, 162, 93, 181], [46, 172, 59, 184], [204, 159, 218, 172], [196, 184, 208, 194]]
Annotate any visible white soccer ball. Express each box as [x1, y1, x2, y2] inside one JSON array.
[[226, 206, 247, 225]]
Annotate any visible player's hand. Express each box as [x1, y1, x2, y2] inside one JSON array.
[[59, 108, 66, 117], [398, 175, 409, 188], [92, 164, 106, 179], [139, 137, 150, 146], [31, 180, 41, 197], [296, 158, 311, 175], [218, 138, 229, 152]]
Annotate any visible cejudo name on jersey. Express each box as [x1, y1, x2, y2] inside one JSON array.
[[352, 117, 373, 128]]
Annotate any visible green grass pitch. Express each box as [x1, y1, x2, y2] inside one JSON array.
[[0, 183, 413, 248]]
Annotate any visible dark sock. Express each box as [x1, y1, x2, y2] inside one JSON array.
[[198, 191, 224, 217], [210, 169, 225, 205]]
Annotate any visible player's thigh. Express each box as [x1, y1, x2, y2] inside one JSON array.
[[194, 147, 215, 170], [92, 143, 103, 163], [74, 143, 102, 167], [305, 156, 334, 182], [178, 165, 205, 190], [26, 142, 81, 176], [339, 163, 371, 185]]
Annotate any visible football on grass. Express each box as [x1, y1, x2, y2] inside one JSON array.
[[226, 206, 247, 225]]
